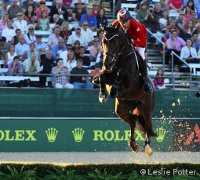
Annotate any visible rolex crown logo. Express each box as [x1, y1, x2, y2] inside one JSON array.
[[156, 127, 166, 142], [45, 128, 58, 143], [72, 128, 85, 142]]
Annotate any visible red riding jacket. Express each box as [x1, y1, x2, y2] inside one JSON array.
[[112, 18, 147, 48]]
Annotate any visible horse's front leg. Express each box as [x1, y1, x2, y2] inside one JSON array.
[[99, 73, 108, 103]]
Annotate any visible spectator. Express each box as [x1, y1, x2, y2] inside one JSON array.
[[27, 43, 40, 61], [154, 2, 163, 19], [92, 1, 100, 16], [180, 39, 198, 62], [52, 58, 74, 89], [49, 0, 69, 23], [96, 8, 108, 29], [191, 11, 198, 26], [36, 10, 50, 30], [185, 0, 197, 13], [70, 59, 93, 89], [67, 26, 88, 46], [183, 5, 193, 22], [80, 6, 97, 31], [2, 20, 16, 43], [72, 40, 81, 57], [81, 21, 94, 45], [11, 28, 22, 45], [24, 24, 37, 45], [0, 14, 9, 36], [12, 12, 28, 35], [179, 23, 192, 41], [39, 51, 53, 87], [22, 0, 37, 11], [52, 38, 67, 61], [47, 25, 62, 49], [0, 0, 9, 19], [62, 50, 76, 71], [23, 53, 40, 74], [136, 2, 148, 23], [8, 55, 23, 74], [88, 36, 102, 62], [76, 46, 90, 67], [24, 5, 35, 24], [63, 0, 73, 9], [165, 19, 180, 39], [176, 12, 185, 30], [36, 0, 49, 22], [165, 30, 186, 65], [153, 68, 165, 90], [97, 29, 104, 45], [168, 0, 183, 13], [90, 63, 101, 88], [52, 14, 64, 27], [191, 32, 200, 51], [158, 10, 170, 34], [60, 21, 71, 43], [193, 23, 200, 39], [70, 0, 89, 8], [0, 36, 9, 60], [160, 0, 169, 11], [7, 0, 23, 19], [71, 1, 86, 22], [4, 43, 18, 67], [15, 35, 30, 61], [35, 34, 49, 58], [144, 6, 159, 36]]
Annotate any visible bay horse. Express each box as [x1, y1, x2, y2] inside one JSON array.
[[93, 26, 156, 156]]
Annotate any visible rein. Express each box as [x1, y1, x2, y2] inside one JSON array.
[[104, 32, 134, 70]]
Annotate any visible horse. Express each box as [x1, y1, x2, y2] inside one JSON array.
[[93, 26, 156, 156]]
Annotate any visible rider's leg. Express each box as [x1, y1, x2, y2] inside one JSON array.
[[135, 47, 153, 93]]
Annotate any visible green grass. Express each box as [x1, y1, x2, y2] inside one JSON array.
[[0, 163, 199, 179]]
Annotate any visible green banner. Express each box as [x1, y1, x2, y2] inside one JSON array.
[[0, 118, 173, 152]]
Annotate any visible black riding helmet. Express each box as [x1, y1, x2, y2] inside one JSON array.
[[117, 8, 132, 23]]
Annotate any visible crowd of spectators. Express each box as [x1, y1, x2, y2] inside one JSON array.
[[133, 0, 200, 68], [0, 0, 200, 89]]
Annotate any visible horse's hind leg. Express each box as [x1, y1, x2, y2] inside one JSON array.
[[115, 99, 139, 152]]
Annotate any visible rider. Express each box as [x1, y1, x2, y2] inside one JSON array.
[[111, 8, 153, 94]]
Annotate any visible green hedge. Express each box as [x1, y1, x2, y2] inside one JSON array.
[[0, 163, 199, 179]]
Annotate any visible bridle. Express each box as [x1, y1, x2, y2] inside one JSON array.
[[103, 31, 134, 70]]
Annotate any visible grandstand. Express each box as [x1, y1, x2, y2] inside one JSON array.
[[0, 0, 199, 90]]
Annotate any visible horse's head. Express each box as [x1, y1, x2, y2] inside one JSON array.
[[102, 26, 131, 70]]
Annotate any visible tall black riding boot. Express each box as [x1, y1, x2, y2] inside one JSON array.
[[140, 60, 153, 93]]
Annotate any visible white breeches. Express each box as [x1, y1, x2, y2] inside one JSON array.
[[135, 47, 145, 60]]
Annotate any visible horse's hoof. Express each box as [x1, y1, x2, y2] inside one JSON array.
[[99, 92, 108, 103], [145, 144, 153, 157], [128, 140, 139, 153]]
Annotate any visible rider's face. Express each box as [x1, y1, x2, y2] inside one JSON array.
[[122, 20, 130, 29]]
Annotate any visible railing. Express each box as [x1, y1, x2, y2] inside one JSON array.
[[170, 51, 192, 90], [146, 28, 166, 69]]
